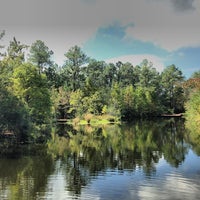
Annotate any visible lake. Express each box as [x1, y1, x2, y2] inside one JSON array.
[[0, 118, 200, 200]]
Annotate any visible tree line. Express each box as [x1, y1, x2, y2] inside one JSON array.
[[0, 31, 199, 141]]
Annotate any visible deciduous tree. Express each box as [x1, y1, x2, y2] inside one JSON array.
[[11, 63, 52, 125]]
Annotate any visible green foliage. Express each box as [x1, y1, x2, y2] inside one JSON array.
[[161, 65, 185, 113], [69, 89, 85, 117], [69, 90, 105, 117], [103, 63, 117, 87], [185, 90, 200, 135], [6, 37, 28, 61], [121, 85, 160, 120], [117, 62, 135, 86], [52, 87, 71, 120], [63, 45, 89, 91], [109, 82, 122, 117], [85, 91, 105, 114], [83, 59, 106, 94], [0, 86, 29, 140], [44, 63, 62, 88], [121, 85, 135, 119], [0, 36, 192, 142], [137, 59, 160, 88], [11, 63, 52, 125], [191, 70, 200, 78], [184, 73, 200, 139], [134, 86, 155, 116], [28, 40, 53, 74]]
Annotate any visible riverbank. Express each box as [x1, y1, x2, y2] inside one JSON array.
[[57, 114, 120, 125], [57, 113, 184, 126]]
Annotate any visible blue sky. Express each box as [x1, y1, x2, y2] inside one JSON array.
[[1, 0, 200, 78], [83, 22, 200, 77]]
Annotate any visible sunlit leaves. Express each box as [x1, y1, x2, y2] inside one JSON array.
[[121, 85, 159, 120], [11, 63, 52, 125], [185, 90, 200, 135], [184, 74, 200, 137], [69, 89, 84, 116]]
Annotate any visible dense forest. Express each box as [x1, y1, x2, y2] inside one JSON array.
[[0, 31, 200, 142]]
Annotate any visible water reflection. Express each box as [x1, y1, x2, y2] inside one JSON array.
[[0, 119, 199, 199], [186, 125, 200, 156], [50, 118, 188, 169], [0, 145, 55, 200], [47, 119, 189, 196]]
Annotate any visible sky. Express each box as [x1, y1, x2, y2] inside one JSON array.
[[0, 0, 200, 78]]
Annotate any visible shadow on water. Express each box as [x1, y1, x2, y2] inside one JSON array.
[[0, 118, 198, 199]]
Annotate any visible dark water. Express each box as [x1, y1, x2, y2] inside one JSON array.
[[0, 119, 200, 200]]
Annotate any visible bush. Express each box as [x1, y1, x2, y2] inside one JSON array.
[[84, 113, 93, 124], [73, 117, 81, 125], [185, 91, 200, 135]]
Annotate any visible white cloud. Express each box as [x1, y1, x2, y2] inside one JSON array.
[[1, 0, 200, 64], [73, 0, 200, 51], [137, 172, 200, 200], [105, 54, 165, 72], [125, 0, 200, 51], [79, 0, 200, 51], [75, 0, 200, 52]]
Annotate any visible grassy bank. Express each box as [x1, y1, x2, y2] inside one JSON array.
[[67, 114, 120, 126]]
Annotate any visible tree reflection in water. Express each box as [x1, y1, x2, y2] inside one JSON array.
[[47, 118, 189, 196], [0, 145, 55, 200], [0, 119, 191, 199]]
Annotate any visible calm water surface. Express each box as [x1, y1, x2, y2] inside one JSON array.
[[0, 119, 200, 200]]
